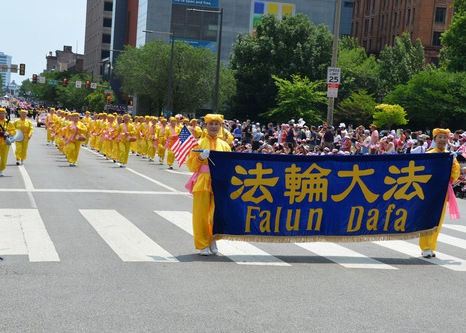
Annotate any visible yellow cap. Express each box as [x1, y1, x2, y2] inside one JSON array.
[[169, 116, 176, 122], [204, 114, 224, 124], [0, 108, 6, 114], [19, 109, 28, 114], [433, 128, 451, 138]]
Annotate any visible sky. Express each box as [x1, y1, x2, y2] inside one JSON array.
[[1, 0, 87, 85]]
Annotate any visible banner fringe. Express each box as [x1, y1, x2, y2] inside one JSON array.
[[212, 227, 438, 244]]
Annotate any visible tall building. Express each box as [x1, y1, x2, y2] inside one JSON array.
[[83, 0, 114, 81], [45, 46, 84, 73], [0, 52, 12, 92], [351, 0, 454, 64], [131, 0, 354, 64]]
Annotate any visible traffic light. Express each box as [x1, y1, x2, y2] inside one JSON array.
[[63, 78, 68, 87], [86, 80, 91, 89], [19, 64, 25, 76], [32, 74, 37, 83]]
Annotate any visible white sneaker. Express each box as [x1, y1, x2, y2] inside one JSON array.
[[210, 241, 218, 255], [422, 249, 434, 258], [199, 247, 212, 256], [149, 158, 154, 162], [119, 164, 126, 168], [0, 170, 3, 177]]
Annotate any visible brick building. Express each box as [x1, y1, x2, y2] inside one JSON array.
[[351, 0, 454, 64], [45, 46, 84, 73]]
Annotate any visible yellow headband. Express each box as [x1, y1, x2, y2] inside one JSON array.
[[204, 114, 224, 124], [433, 128, 451, 138]]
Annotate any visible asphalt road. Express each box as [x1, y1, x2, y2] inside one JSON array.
[[1, 116, 466, 333]]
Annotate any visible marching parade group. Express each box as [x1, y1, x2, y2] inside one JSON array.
[[0, 106, 463, 258]]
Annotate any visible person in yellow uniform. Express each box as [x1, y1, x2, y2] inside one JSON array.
[[14, 109, 34, 165], [157, 117, 168, 164], [147, 117, 158, 162], [0, 108, 16, 177], [81, 111, 93, 147], [185, 114, 231, 256], [419, 128, 461, 258], [165, 117, 181, 169], [117, 113, 137, 168], [46, 108, 57, 145], [190, 118, 203, 139], [63, 112, 88, 166]]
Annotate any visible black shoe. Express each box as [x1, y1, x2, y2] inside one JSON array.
[[16, 161, 20, 165], [168, 166, 173, 170]]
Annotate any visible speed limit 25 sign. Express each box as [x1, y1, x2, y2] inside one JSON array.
[[327, 67, 341, 84]]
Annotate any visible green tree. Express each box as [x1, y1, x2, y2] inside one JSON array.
[[440, 0, 466, 72], [114, 41, 235, 116], [260, 75, 327, 125], [378, 32, 425, 97], [56, 73, 94, 110], [336, 90, 377, 127], [230, 14, 333, 120], [337, 37, 379, 102], [86, 88, 109, 112], [372, 104, 408, 129], [385, 69, 466, 130]]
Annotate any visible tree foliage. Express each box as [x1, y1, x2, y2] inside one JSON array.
[[337, 37, 379, 101], [336, 90, 377, 127], [260, 75, 327, 125], [378, 32, 425, 96], [385, 69, 466, 130], [372, 104, 408, 129], [440, 0, 466, 72], [114, 41, 235, 116], [230, 14, 333, 120]]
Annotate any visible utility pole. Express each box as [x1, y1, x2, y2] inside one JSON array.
[[326, 0, 342, 127]]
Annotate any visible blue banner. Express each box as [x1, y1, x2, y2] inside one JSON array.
[[209, 152, 453, 242], [172, 0, 219, 8]]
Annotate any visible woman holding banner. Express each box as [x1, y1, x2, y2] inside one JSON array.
[[186, 114, 231, 256], [419, 128, 460, 258]]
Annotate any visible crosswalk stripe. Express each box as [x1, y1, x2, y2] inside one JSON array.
[[373, 240, 466, 272], [443, 224, 466, 234], [80, 209, 178, 263], [154, 211, 290, 266], [0, 209, 60, 262], [438, 234, 466, 250], [296, 242, 397, 270]]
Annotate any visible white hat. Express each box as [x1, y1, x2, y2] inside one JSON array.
[[339, 123, 346, 128]]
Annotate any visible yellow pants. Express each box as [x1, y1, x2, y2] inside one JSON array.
[[147, 141, 156, 159], [119, 141, 131, 164], [140, 139, 148, 156], [167, 149, 175, 166], [158, 144, 166, 163], [15, 139, 30, 160], [419, 199, 448, 251], [192, 191, 215, 250], [63, 141, 82, 164], [47, 129, 53, 143], [0, 143, 10, 171]]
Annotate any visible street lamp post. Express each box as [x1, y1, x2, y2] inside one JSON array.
[[143, 30, 175, 116], [187, 8, 224, 113]]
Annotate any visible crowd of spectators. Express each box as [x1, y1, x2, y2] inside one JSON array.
[[221, 118, 466, 159]]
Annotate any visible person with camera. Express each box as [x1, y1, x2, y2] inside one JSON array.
[[0, 108, 16, 177]]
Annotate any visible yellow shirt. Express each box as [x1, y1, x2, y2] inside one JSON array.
[[186, 134, 231, 193], [14, 118, 34, 138]]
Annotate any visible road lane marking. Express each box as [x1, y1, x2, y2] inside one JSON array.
[[80, 209, 178, 263], [295, 242, 397, 270], [443, 224, 466, 234], [373, 240, 466, 272], [154, 210, 290, 266], [0, 209, 60, 262], [0, 189, 190, 195], [438, 234, 466, 250]]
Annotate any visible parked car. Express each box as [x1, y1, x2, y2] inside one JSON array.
[[36, 112, 47, 127]]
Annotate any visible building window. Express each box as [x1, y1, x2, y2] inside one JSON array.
[[103, 18, 112, 28], [365, 0, 370, 14], [430, 57, 440, 67], [393, 12, 397, 27], [432, 31, 442, 46], [364, 19, 369, 35], [412, 8, 415, 24], [435, 7, 446, 23], [101, 50, 110, 60], [102, 34, 111, 44], [406, 9, 410, 25], [104, 1, 113, 12], [344, 1, 353, 8], [171, 4, 218, 42]]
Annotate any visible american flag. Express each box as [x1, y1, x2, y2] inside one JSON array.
[[170, 125, 199, 167]]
